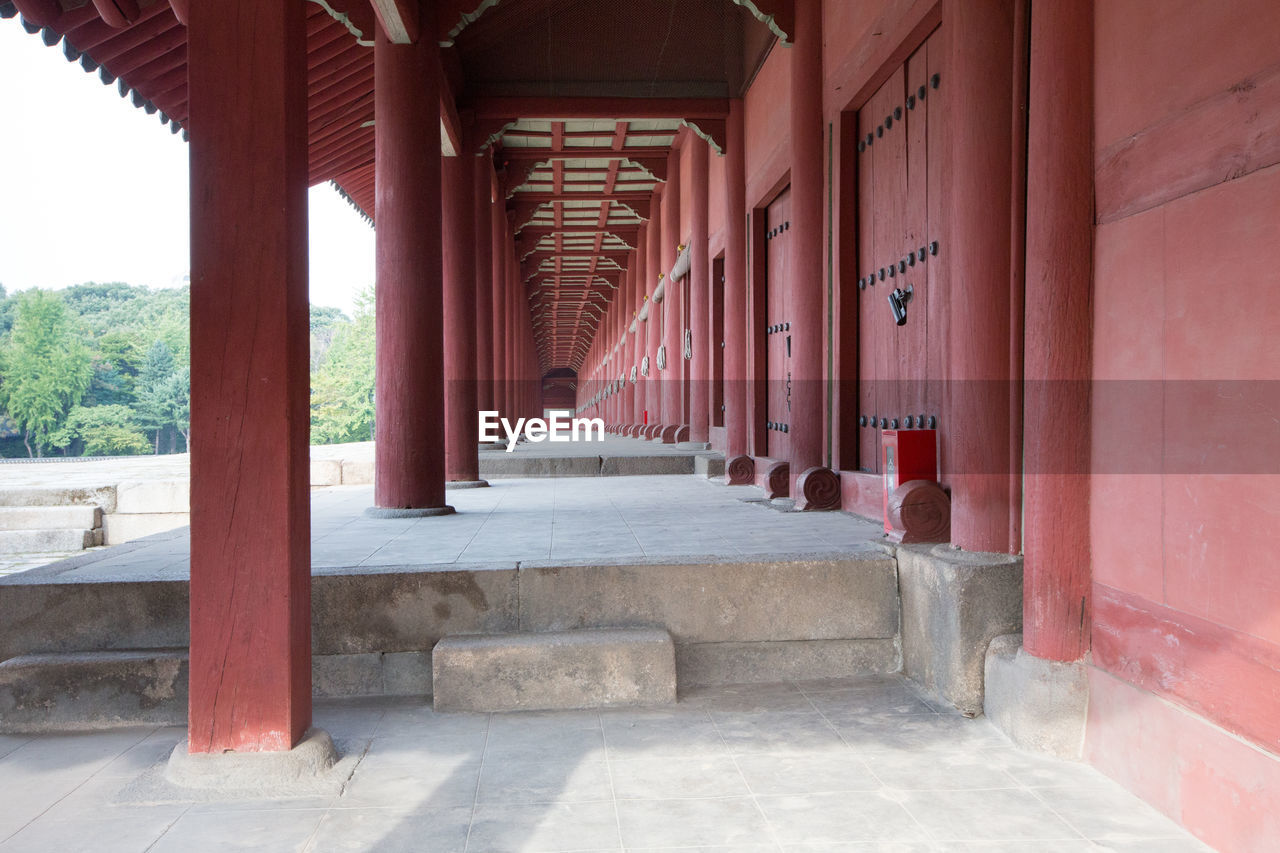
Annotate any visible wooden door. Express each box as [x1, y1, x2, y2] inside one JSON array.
[[855, 31, 944, 472], [765, 187, 791, 459]]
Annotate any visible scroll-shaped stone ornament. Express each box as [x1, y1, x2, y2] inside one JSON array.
[[763, 460, 790, 499], [794, 466, 841, 511], [641, 355, 650, 377], [656, 345, 667, 371], [726, 455, 755, 485], [886, 479, 951, 543], [683, 329, 693, 360]]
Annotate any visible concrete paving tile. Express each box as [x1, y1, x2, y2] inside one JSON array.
[[476, 759, 612, 804], [467, 801, 621, 852], [860, 750, 1022, 791], [147, 806, 326, 852], [733, 754, 881, 796], [308, 806, 472, 853], [898, 787, 1080, 842], [1032, 785, 1196, 842], [940, 843, 1096, 852], [483, 727, 607, 764], [360, 733, 488, 770], [781, 844, 935, 853], [994, 750, 1123, 789], [487, 709, 602, 736], [0, 804, 189, 853], [807, 687, 937, 720], [0, 729, 150, 777], [831, 713, 1008, 755], [615, 797, 774, 848], [609, 756, 750, 800], [713, 712, 848, 756], [630, 847, 780, 853], [600, 713, 727, 759], [681, 684, 813, 714], [0, 735, 32, 762], [791, 675, 906, 693], [755, 792, 931, 845], [339, 760, 481, 810], [375, 708, 489, 739]]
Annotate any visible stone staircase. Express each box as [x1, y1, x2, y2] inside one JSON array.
[[0, 499, 105, 555]]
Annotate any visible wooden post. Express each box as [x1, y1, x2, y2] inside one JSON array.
[[443, 150, 482, 482], [945, 0, 1016, 551], [372, 6, 450, 513], [474, 156, 495, 416], [723, 100, 750, 469], [1023, 0, 1093, 661], [187, 0, 311, 753], [688, 138, 711, 444], [787, 0, 826, 491]]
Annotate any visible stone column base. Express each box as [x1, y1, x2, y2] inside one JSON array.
[[165, 728, 340, 794], [984, 633, 1088, 759], [897, 544, 1023, 716], [365, 505, 456, 518], [445, 480, 490, 490]]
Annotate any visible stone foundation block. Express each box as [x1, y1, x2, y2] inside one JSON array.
[[103, 512, 189, 545], [115, 480, 189, 514], [432, 628, 676, 712], [0, 528, 98, 552], [0, 506, 101, 531], [984, 633, 1088, 758], [0, 649, 188, 733], [676, 638, 900, 686], [896, 544, 1023, 715], [694, 453, 726, 478]]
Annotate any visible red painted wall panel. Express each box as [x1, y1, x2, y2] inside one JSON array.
[[743, 42, 790, 207], [1086, 667, 1280, 853], [1089, 3, 1280, 846], [1094, 0, 1280, 151]]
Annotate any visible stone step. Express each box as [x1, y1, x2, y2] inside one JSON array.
[[0, 505, 102, 532], [432, 628, 676, 712], [0, 485, 117, 511], [0, 649, 188, 733], [0, 528, 101, 553]]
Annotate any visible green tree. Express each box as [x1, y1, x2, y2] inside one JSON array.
[[48, 404, 150, 456], [311, 287, 375, 445], [0, 290, 93, 456], [135, 339, 190, 453]]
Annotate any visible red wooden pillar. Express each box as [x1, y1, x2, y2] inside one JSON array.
[[443, 151, 482, 483], [787, 0, 827, 493], [724, 100, 751, 478], [187, 0, 311, 753], [474, 157, 495, 416], [372, 14, 449, 514], [945, 0, 1016, 551], [506, 238, 519, 418], [646, 200, 664, 432], [1022, 0, 1093, 661], [491, 191, 507, 419], [688, 138, 711, 445], [634, 224, 649, 427], [660, 152, 682, 439], [624, 258, 638, 428]]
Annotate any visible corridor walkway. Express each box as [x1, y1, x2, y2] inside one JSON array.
[[0, 676, 1209, 852], [17, 475, 885, 583]]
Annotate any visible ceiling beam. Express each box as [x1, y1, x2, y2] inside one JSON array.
[[369, 0, 419, 43], [471, 97, 730, 120]]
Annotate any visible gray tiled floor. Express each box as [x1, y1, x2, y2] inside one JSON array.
[[11, 476, 886, 583], [0, 677, 1213, 852]]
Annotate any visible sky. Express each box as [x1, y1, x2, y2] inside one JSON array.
[[0, 23, 374, 315]]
